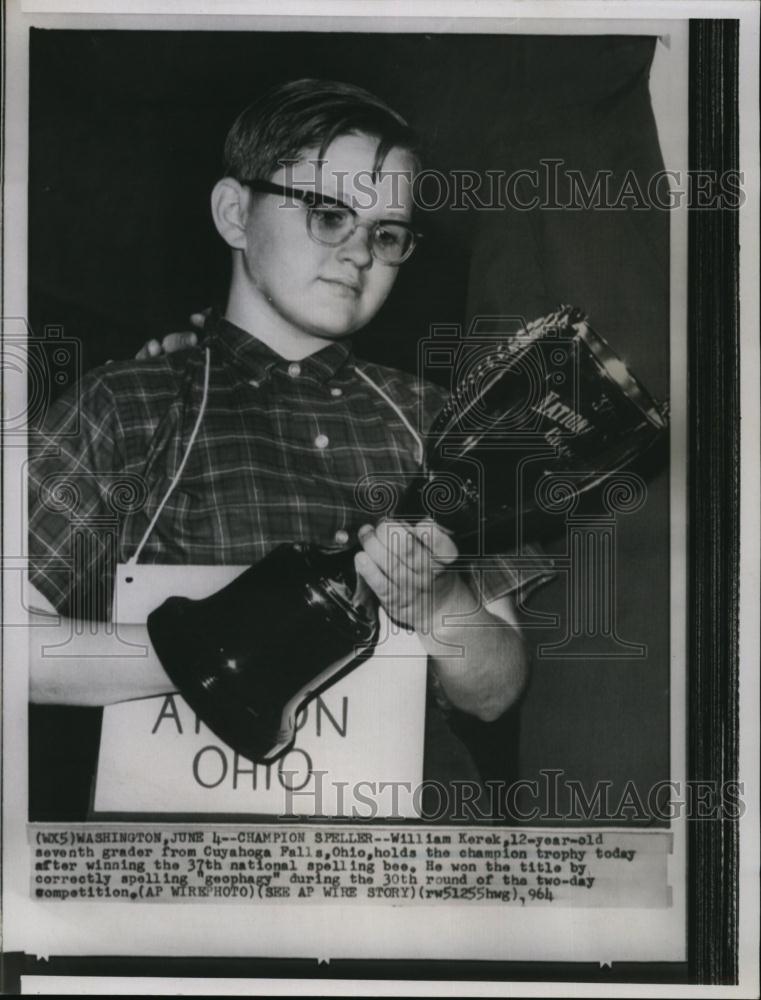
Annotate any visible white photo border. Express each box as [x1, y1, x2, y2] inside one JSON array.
[[1, 1, 758, 995]]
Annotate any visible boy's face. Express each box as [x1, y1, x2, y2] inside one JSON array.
[[240, 132, 416, 342]]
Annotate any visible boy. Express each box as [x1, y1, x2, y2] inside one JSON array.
[[29, 79, 539, 804]]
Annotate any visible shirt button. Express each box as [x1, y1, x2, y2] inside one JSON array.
[[334, 529, 349, 545], [330, 387, 343, 397], [314, 433, 329, 450], [287, 362, 301, 378]]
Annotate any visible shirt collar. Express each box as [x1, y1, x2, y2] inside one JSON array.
[[207, 315, 354, 385]]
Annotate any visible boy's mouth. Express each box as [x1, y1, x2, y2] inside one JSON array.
[[319, 277, 362, 296]]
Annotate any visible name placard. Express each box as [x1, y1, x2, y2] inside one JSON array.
[[94, 566, 427, 818]]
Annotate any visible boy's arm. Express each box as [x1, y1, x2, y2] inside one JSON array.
[[355, 520, 529, 722], [28, 584, 176, 706], [27, 375, 176, 706], [28, 370, 125, 617], [422, 581, 528, 723]]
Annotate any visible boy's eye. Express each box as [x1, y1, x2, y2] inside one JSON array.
[[375, 224, 406, 248], [311, 207, 352, 230]]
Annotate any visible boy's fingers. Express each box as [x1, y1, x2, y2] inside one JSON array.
[[190, 310, 210, 329], [361, 522, 421, 579], [414, 519, 458, 565], [161, 331, 198, 353], [372, 519, 415, 551], [135, 331, 198, 361], [357, 525, 395, 583], [135, 338, 161, 360], [354, 551, 390, 601]]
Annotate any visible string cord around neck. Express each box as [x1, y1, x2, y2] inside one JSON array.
[[128, 352, 425, 565], [352, 364, 425, 469], [128, 347, 211, 566]]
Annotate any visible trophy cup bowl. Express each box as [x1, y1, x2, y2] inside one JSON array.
[[147, 306, 669, 762]]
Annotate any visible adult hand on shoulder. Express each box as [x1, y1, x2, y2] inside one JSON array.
[[133, 310, 208, 359], [354, 518, 460, 633]]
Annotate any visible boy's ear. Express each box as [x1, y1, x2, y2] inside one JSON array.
[[211, 178, 250, 250]]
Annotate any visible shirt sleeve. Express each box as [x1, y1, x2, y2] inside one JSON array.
[[27, 371, 126, 620]]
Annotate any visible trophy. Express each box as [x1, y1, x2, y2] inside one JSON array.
[[147, 306, 669, 763]]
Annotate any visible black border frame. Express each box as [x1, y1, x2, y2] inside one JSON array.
[[686, 16, 741, 987], [1, 15, 742, 994]]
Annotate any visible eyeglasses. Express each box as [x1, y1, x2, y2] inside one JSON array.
[[241, 179, 422, 266]]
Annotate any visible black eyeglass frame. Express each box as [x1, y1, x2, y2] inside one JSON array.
[[240, 178, 423, 265]]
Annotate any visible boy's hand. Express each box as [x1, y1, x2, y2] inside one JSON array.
[[354, 519, 460, 633], [133, 311, 208, 359], [135, 331, 198, 359]]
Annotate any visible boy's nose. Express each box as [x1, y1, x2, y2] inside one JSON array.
[[338, 223, 374, 267]]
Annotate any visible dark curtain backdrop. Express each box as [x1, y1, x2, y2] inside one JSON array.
[[29, 30, 669, 822], [461, 37, 670, 820]]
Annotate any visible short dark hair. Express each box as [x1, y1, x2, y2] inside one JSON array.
[[223, 78, 421, 181]]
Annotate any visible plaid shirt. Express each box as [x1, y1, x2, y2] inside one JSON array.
[[28, 318, 551, 621]]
